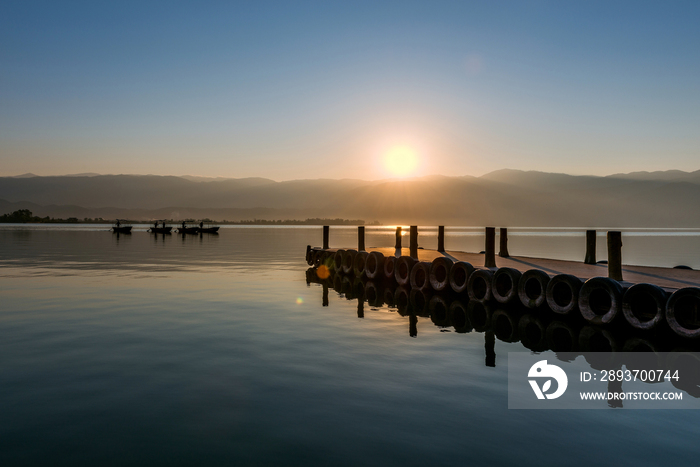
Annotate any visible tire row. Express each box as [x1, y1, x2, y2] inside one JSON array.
[[306, 247, 700, 339]]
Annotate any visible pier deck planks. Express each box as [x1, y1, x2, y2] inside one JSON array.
[[322, 247, 700, 290]]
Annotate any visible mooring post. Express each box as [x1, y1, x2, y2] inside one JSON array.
[[322, 225, 329, 250], [410, 225, 418, 258], [358, 226, 365, 251], [438, 226, 445, 252], [485, 227, 496, 267], [499, 227, 509, 257], [584, 230, 597, 264], [395, 226, 402, 249], [322, 284, 329, 307], [607, 231, 623, 281]]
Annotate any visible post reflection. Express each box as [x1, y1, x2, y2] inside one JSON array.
[[305, 267, 700, 401]]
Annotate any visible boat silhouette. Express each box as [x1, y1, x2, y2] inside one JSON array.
[[112, 219, 132, 234]]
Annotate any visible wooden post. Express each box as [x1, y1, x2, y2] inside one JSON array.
[[358, 226, 365, 251], [322, 284, 329, 307], [499, 227, 509, 257], [395, 226, 402, 249], [484, 227, 496, 267], [410, 225, 418, 258], [584, 230, 596, 264], [322, 225, 329, 250], [607, 231, 623, 281], [438, 226, 445, 252]]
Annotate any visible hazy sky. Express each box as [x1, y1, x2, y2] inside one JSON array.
[[1, 1, 699, 180]]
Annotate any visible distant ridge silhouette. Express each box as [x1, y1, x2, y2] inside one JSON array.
[[1, 170, 699, 226]]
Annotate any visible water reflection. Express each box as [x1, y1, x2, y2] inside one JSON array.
[[0, 229, 308, 276], [306, 267, 700, 403]]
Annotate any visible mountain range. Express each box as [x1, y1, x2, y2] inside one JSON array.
[[2, 169, 700, 227]]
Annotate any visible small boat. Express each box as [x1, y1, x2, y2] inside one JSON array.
[[112, 219, 132, 234], [148, 220, 173, 234], [177, 221, 199, 234], [197, 221, 220, 234]]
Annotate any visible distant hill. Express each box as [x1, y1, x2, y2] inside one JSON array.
[[1, 170, 699, 226], [606, 170, 700, 184]]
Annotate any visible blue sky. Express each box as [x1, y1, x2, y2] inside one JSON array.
[[1, 1, 699, 179]]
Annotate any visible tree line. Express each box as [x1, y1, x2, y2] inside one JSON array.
[[0, 209, 105, 223], [0, 210, 377, 225]]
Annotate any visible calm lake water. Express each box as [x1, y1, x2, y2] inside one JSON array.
[[2, 225, 700, 466]]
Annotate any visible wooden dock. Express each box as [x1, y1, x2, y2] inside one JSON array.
[[306, 225, 700, 339], [355, 247, 700, 291]]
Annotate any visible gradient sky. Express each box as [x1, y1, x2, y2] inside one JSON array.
[[1, 1, 699, 180]]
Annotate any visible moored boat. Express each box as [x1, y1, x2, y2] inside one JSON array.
[[197, 221, 220, 234], [148, 220, 173, 234], [177, 221, 199, 234], [112, 219, 132, 233]]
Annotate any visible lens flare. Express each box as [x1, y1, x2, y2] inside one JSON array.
[[316, 264, 331, 279], [296, 297, 304, 305]]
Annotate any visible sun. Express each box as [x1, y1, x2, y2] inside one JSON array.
[[384, 146, 419, 178]]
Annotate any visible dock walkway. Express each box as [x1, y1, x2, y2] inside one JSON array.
[[347, 247, 700, 291]]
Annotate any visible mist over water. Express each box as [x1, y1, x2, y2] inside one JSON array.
[[1, 226, 699, 466]]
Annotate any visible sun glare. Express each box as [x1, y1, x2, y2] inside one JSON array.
[[384, 146, 419, 178]]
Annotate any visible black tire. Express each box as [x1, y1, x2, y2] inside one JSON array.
[[409, 261, 432, 290], [383, 256, 398, 281], [467, 269, 493, 302], [429, 257, 454, 292], [622, 283, 668, 331], [333, 249, 346, 272], [321, 250, 333, 269], [666, 287, 700, 339], [546, 274, 583, 315], [449, 261, 474, 294], [353, 251, 369, 277], [341, 249, 357, 275], [395, 256, 417, 287], [365, 251, 385, 280], [313, 250, 324, 268], [518, 269, 550, 309], [579, 277, 624, 325], [492, 267, 522, 304]]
